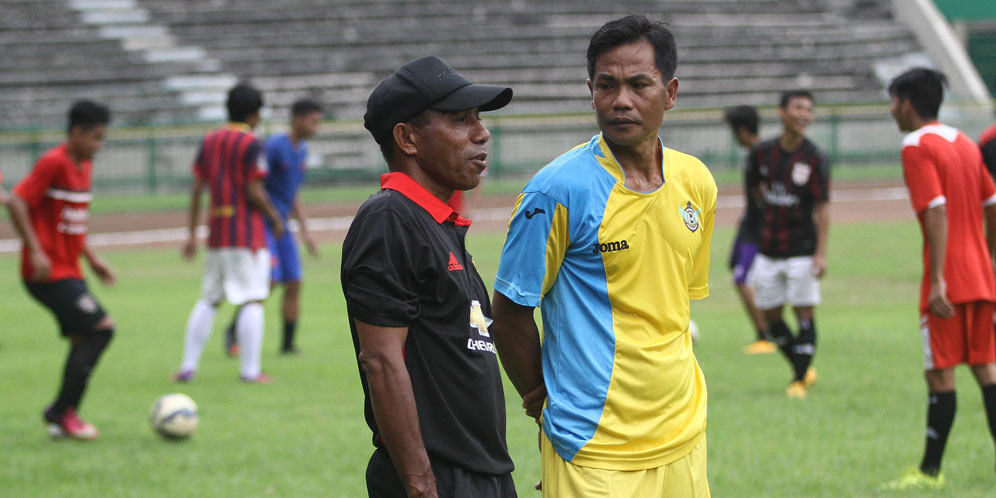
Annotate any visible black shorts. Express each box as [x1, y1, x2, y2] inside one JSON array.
[[25, 279, 107, 336], [365, 446, 516, 498]]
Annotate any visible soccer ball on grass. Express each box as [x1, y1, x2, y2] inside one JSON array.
[[150, 393, 199, 440]]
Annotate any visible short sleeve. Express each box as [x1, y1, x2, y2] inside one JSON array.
[[13, 155, 59, 207], [494, 191, 568, 307], [689, 181, 717, 300], [902, 145, 944, 212], [342, 211, 425, 327]]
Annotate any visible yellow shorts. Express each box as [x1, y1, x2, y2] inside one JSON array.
[[541, 432, 710, 497]]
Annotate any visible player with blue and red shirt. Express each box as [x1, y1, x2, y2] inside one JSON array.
[[224, 99, 322, 355], [7, 101, 115, 440], [173, 83, 284, 384]]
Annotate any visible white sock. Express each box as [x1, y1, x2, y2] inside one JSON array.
[[180, 299, 218, 372], [237, 302, 264, 379]]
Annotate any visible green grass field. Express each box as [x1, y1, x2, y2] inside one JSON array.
[[2, 220, 995, 497]]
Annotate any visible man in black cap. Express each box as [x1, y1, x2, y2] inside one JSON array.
[[341, 56, 516, 497]]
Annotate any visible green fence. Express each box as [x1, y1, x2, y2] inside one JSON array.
[[2, 101, 994, 193]]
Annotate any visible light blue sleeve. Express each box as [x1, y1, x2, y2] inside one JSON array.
[[494, 191, 567, 307]]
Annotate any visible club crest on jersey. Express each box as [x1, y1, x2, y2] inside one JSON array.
[[680, 201, 701, 233], [792, 162, 811, 186]]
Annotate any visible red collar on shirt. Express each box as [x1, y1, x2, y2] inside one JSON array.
[[380, 172, 471, 226]]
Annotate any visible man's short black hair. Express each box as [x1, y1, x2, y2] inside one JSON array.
[[779, 90, 814, 109], [724, 105, 759, 135], [67, 100, 110, 132], [587, 15, 677, 80], [291, 98, 323, 117], [888, 67, 947, 120], [227, 83, 264, 123]]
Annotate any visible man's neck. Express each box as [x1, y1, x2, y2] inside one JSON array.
[[605, 136, 663, 192], [778, 131, 805, 152], [289, 130, 302, 146]]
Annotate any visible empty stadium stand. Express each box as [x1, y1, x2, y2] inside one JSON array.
[[1, 0, 924, 129]]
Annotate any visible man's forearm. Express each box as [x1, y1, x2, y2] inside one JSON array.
[[985, 204, 996, 266], [7, 195, 42, 252], [491, 291, 544, 398], [814, 202, 829, 258], [292, 198, 310, 236], [247, 180, 281, 228], [923, 205, 947, 283], [363, 355, 434, 494], [186, 181, 203, 238]]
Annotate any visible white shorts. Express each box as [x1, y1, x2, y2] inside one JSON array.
[[201, 248, 271, 305], [749, 254, 821, 309]]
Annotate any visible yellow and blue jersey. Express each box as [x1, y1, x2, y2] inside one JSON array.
[[495, 134, 717, 470]]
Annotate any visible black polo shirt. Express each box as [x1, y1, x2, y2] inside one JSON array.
[[341, 172, 513, 476]]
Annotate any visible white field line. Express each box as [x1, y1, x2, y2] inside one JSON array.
[[0, 187, 909, 254]]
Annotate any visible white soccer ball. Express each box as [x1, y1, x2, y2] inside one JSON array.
[[150, 393, 199, 440], [688, 319, 700, 344]]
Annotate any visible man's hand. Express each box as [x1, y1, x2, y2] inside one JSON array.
[[88, 255, 116, 286], [303, 233, 319, 259], [29, 249, 51, 281], [270, 218, 285, 240], [811, 255, 827, 278], [522, 384, 547, 421], [182, 237, 197, 260], [929, 278, 955, 318]]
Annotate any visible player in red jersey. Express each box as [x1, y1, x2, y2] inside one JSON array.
[[882, 68, 996, 491], [6, 101, 114, 441], [173, 83, 284, 384]]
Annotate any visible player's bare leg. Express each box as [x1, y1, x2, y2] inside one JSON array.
[[281, 281, 301, 354], [736, 280, 773, 354]]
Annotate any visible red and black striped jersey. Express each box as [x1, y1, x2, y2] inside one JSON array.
[[13, 144, 93, 281], [193, 123, 268, 250], [746, 137, 830, 257]]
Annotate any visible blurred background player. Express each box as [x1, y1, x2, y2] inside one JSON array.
[[724, 105, 774, 355], [223, 98, 322, 356], [980, 77, 996, 180], [746, 90, 829, 399], [173, 83, 284, 384], [6, 100, 115, 440], [882, 68, 996, 491]]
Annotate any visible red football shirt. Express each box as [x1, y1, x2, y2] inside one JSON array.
[[13, 144, 92, 282], [193, 123, 268, 250], [901, 122, 996, 311]]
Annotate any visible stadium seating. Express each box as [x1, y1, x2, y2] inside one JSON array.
[[0, 0, 922, 129]]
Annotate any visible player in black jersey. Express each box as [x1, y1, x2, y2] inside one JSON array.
[[746, 90, 830, 399]]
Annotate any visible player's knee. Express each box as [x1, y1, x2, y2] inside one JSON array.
[[92, 315, 114, 332]]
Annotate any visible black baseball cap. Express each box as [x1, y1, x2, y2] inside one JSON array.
[[364, 56, 513, 144]]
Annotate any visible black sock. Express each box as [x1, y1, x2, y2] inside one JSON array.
[[757, 327, 771, 342], [52, 329, 114, 414], [282, 320, 297, 351], [920, 390, 956, 476], [790, 318, 817, 381], [767, 320, 796, 371], [982, 384, 996, 443]]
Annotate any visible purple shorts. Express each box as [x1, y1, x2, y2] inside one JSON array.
[[729, 237, 760, 285]]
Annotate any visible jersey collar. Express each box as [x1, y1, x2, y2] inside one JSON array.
[[222, 122, 253, 133], [380, 172, 472, 226]]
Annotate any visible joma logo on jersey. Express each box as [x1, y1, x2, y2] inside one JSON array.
[[592, 240, 630, 254]]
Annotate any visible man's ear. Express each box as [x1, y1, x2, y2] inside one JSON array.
[[393, 122, 420, 156], [663, 77, 679, 111]]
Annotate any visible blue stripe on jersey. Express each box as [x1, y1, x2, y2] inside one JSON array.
[[495, 135, 619, 461]]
